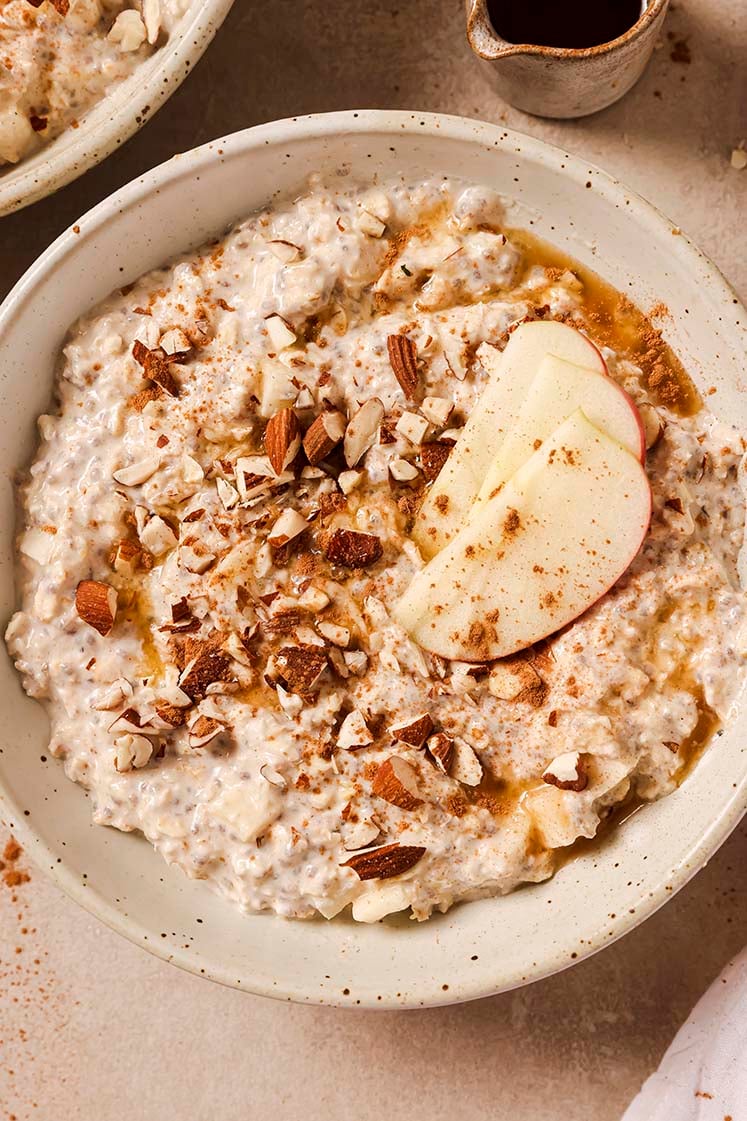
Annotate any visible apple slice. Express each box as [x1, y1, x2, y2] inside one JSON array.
[[413, 321, 607, 558], [472, 354, 645, 514], [394, 410, 651, 661]]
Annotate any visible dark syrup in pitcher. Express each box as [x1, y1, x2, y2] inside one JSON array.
[[487, 0, 645, 49]]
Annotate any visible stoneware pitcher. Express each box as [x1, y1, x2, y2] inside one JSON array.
[[465, 0, 670, 118]]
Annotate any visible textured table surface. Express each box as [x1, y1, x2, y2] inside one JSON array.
[[1, 2, 746, 1119]]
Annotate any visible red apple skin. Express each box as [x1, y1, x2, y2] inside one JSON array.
[[568, 328, 646, 463], [578, 330, 609, 376], [605, 377, 647, 464]]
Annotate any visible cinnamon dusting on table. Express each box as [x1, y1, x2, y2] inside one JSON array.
[[503, 508, 521, 539], [1, 836, 30, 889]]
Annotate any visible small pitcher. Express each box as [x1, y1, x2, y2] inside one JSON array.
[[465, 0, 670, 118]]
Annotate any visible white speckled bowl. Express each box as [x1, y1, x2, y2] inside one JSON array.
[[0, 0, 234, 216], [1, 111, 745, 1008]]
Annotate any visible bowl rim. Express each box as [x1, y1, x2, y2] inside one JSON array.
[[0, 0, 235, 217], [1, 108, 746, 1007]]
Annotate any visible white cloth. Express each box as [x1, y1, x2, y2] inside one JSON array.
[[623, 947, 747, 1120]]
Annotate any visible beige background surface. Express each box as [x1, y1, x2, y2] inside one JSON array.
[[1, 1, 746, 1118]]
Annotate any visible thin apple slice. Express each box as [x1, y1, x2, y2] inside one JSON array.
[[472, 354, 645, 514], [413, 321, 606, 558], [394, 410, 651, 661]]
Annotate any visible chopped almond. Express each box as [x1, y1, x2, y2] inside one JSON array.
[[75, 580, 117, 636], [178, 644, 233, 699], [387, 334, 419, 399], [342, 843, 426, 880], [372, 756, 423, 810], [420, 441, 452, 482], [389, 713, 434, 749], [265, 408, 301, 474], [543, 751, 589, 792], [488, 655, 549, 707], [303, 410, 346, 465], [426, 732, 454, 774], [323, 528, 382, 568], [275, 645, 327, 695], [343, 398, 385, 467], [189, 715, 226, 748]]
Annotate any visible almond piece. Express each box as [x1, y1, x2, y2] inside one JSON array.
[[344, 650, 368, 675], [159, 328, 191, 356], [343, 398, 385, 467], [140, 515, 178, 556], [389, 713, 434, 749], [276, 682, 303, 717], [178, 542, 216, 574], [265, 314, 296, 352], [153, 701, 188, 728], [358, 210, 387, 238], [267, 508, 308, 547], [113, 733, 152, 772], [275, 645, 327, 695], [488, 656, 548, 707], [265, 408, 301, 474], [450, 738, 483, 786], [188, 714, 226, 748], [426, 732, 454, 774], [420, 441, 452, 482], [112, 454, 161, 487], [323, 528, 382, 568], [303, 410, 346, 465], [387, 334, 419, 399], [342, 819, 381, 852], [132, 341, 180, 397], [372, 756, 423, 810], [92, 678, 133, 711], [338, 469, 363, 495], [543, 751, 589, 792], [421, 396, 454, 428], [639, 402, 665, 450], [216, 477, 240, 509], [317, 620, 350, 647], [389, 457, 419, 482], [178, 644, 233, 699], [342, 843, 426, 880], [112, 539, 140, 576], [75, 580, 117, 636], [337, 709, 373, 750], [142, 0, 160, 43], [160, 597, 197, 633], [234, 456, 275, 502], [107, 706, 144, 735], [396, 411, 429, 446], [297, 585, 330, 612]]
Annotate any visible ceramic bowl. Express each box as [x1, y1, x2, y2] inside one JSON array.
[[0, 0, 234, 217], [0, 111, 745, 1008]]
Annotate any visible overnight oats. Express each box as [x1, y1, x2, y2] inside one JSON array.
[[6, 177, 747, 923], [0, 0, 189, 166]]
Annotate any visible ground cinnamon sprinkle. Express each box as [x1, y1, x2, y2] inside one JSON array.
[[1, 837, 30, 889], [619, 300, 695, 413], [503, 508, 521, 538], [1, 830, 78, 1120]]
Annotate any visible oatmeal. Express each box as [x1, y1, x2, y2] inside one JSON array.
[[6, 176, 747, 923], [0, 0, 189, 166]]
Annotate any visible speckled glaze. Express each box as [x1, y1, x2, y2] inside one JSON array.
[[0, 0, 234, 217], [0, 111, 746, 1008], [465, 0, 670, 118]]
